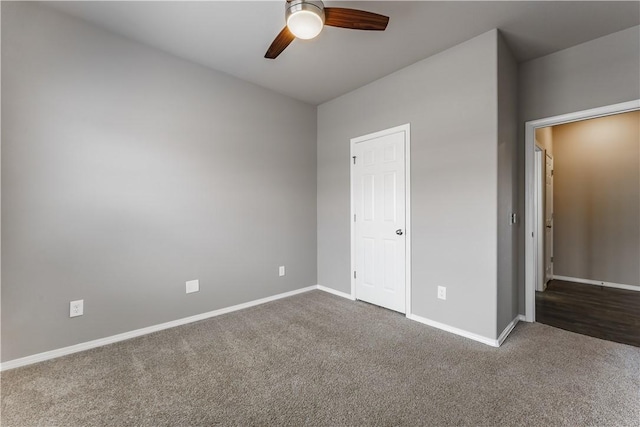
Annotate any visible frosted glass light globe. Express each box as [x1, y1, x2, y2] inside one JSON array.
[[285, 1, 325, 40], [287, 10, 324, 39]]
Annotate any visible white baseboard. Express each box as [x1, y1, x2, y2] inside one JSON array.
[[407, 314, 499, 347], [497, 315, 521, 346], [2, 284, 523, 371], [553, 275, 640, 292], [318, 287, 514, 348], [0, 285, 317, 372], [316, 285, 355, 300]]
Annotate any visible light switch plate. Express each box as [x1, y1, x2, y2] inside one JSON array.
[[186, 279, 199, 294], [279, 266, 285, 277], [437, 286, 446, 300]]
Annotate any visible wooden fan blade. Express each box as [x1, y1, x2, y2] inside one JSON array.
[[324, 8, 389, 31], [265, 26, 295, 59]]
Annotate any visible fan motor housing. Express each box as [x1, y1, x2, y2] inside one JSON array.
[[286, 0, 326, 24]]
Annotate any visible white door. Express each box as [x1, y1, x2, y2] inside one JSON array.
[[545, 153, 554, 283], [352, 127, 407, 313]]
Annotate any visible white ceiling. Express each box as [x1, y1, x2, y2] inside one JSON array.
[[46, 1, 640, 105]]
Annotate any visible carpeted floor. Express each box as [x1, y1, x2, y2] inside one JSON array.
[[1, 290, 639, 426]]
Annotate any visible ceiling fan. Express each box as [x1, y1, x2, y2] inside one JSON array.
[[265, 0, 389, 59]]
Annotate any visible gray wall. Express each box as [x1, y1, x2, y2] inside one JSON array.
[[535, 127, 554, 155], [318, 30, 501, 340], [519, 26, 640, 122], [553, 111, 639, 286], [497, 34, 519, 334], [1, 2, 317, 362], [518, 25, 640, 312]]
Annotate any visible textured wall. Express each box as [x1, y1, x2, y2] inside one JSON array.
[[535, 127, 554, 156], [518, 25, 640, 312], [1, 2, 317, 362], [497, 33, 519, 334], [553, 111, 639, 286], [318, 31, 500, 339]]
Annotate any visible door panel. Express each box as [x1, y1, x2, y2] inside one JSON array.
[[383, 173, 396, 221], [383, 239, 397, 291], [363, 238, 375, 286], [353, 130, 406, 313], [363, 174, 375, 220], [545, 153, 554, 283]]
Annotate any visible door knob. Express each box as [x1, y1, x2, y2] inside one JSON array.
[[396, 229, 403, 235]]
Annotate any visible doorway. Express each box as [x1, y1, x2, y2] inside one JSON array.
[[525, 100, 640, 322], [350, 124, 411, 314], [533, 138, 555, 292]]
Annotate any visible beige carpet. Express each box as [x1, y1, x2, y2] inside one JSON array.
[[1, 290, 639, 426]]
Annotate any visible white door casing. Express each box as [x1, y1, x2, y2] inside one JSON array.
[[351, 124, 410, 314], [544, 153, 554, 283], [524, 100, 640, 322], [534, 147, 545, 292]]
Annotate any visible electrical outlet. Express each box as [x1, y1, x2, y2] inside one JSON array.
[[279, 266, 285, 277], [70, 300, 84, 317], [186, 279, 199, 294], [437, 286, 447, 300]]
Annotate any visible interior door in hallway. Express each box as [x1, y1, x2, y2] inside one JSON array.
[[545, 153, 554, 283], [352, 128, 407, 313]]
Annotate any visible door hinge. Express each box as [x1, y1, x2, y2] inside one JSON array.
[[551, 169, 554, 176], [354, 214, 356, 222], [352, 156, 356, 165], [551, 256, 554, 263], [354, 271, 357, 279]]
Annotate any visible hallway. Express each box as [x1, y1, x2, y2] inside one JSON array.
[[536, 280, 640, 347]]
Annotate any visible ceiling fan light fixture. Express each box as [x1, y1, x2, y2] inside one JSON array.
[[265, 0, 388, 59], [286, 0, 325, 40]]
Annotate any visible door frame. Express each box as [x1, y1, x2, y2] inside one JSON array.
[[350, 123, 412, 316], [524, 100, 639, 322], [544, 152, 554, 285], [534, 145, 544, 292]]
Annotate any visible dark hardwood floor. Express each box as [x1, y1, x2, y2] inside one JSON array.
[[536, 280, 640, 347]]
